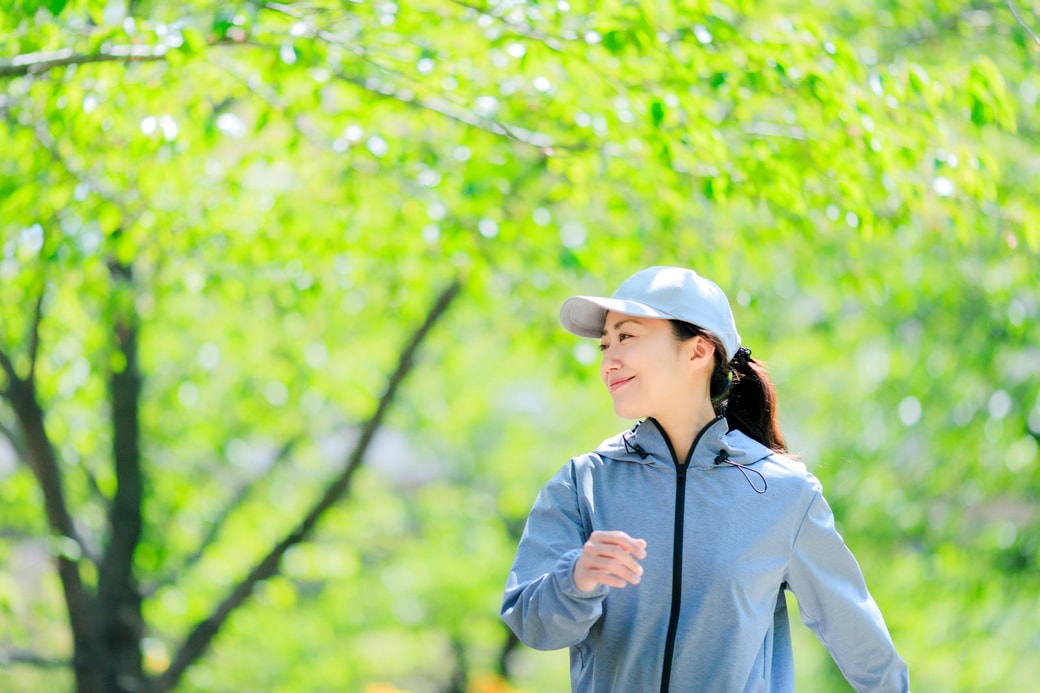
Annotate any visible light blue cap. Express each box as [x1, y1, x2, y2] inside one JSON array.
[[559, 266, 741, 362]]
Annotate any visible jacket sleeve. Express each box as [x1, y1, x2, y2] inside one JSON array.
[[785, 491, 910, 692], [500, 460, 608, 651]]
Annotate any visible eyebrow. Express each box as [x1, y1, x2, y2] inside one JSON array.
[[601, 318, 641, 338]]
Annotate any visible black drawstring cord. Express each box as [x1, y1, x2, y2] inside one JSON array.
[[713, 450, 768, 494], [623, 426, 649, 459]]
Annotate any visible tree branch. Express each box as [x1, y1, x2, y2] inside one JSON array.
[[443, 0, 565, 51], [143, 437, 301, 597], [29, 118, 140, 224], [1008, 0, 1040, 45], [209, 56, 332, 151], [156, 278, 463, 692], [4, 19, 573, 152], [744, 122, 808, 141], [257, 2, 565, 150], [0, 45, 169, 78], [27, 285, 45, 384], [496, 627, 520, 678], [5, 367, 102, 690], [0, 348, 17, 396], [333, 70, 557, 148], [0, 647, 70, 668], [81, 462, 111, 510], [0, 417, 26, 460], [447, 635, 469, 693]]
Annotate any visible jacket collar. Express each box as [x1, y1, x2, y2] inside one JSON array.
[[596, 415, 775, 470]]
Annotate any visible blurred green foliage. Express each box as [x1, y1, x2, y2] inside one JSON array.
[[1, 0, 1038, 691]]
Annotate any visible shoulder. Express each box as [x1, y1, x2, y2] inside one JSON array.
[[723, 429, 822, 500], [565, 451, 609, 485], [572, 449, 607, 468], [554, 435, 651, 488], [761, 452, 811, 478], [568, 426, 644, 472], [762, 453, 822, 489], [540, 451, 605, 491]]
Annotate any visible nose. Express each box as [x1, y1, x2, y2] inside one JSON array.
[[600, 346, 620, 380]]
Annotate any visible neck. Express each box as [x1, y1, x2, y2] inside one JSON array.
[[654, 403, 720, 462]]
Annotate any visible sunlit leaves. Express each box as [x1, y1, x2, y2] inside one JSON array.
[[967, 55, 1017, 131], [1, 0, 1039, 691]]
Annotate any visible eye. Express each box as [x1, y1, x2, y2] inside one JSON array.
[[618, 333, 632, 342], [598, 342, 609, 351]]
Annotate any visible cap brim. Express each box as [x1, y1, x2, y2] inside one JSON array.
[[559, 296, 678, 338]]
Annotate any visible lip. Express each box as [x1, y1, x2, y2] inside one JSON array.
[[608, 376, 634, 393]]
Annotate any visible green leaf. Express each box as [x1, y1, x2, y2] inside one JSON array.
[[650, 99, 665, 127], [180, 28, 208, 56], [43, 0, 68, 17]]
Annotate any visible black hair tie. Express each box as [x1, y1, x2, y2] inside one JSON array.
[[730, 346, 752, 369]]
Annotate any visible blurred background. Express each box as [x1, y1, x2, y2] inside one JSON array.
[[1, 1, 1038, 691]]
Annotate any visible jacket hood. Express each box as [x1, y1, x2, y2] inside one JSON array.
[[594, 415, 776, 471]]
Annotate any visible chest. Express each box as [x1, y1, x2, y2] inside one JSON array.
[[580, 465, 794, 581]]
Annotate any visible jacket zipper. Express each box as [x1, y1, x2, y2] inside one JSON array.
[[654, 416, 724, 693]]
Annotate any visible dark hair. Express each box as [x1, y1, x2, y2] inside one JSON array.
[[669, 321, 787, 453]]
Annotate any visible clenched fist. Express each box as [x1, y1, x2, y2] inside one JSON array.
[[573, 530, 648, 593]]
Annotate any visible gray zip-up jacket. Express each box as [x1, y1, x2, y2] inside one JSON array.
[[501, 416, 909, 692]]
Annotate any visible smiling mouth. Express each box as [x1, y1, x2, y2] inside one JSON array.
[[609, 376, 634, 392]]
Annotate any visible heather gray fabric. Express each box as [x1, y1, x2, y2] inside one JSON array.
[[501, 417, 909, 692]]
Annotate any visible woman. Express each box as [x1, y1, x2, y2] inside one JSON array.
[[500, 266, 909, 692]]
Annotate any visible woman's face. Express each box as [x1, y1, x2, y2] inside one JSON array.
[[598, 311, 702, 420]]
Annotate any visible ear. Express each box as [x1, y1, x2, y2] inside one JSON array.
[[685, 335, 716, 369]]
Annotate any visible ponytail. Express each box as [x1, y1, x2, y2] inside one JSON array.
[[670, 321, 787, 454], [726, 351, 786, 453]]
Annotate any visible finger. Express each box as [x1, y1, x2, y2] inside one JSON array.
[[589, 571, 634, 589], [582, 542, 643, 576], [578, 549, 644, 583], [575, 564, 639, 590], [590, 530, 644, 566], [589, 531, 648, 559], [585, 560, 643, 586]]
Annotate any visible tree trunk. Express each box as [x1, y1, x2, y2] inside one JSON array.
[[96, 260, 147, 691], [3, 376, 105, 693]]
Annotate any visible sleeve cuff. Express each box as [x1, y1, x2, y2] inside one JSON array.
[[556, 547, 610, 599]]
